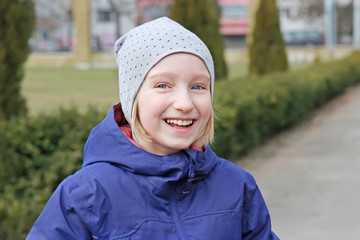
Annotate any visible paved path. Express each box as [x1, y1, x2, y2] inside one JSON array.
[[235, 84, 360, 240]]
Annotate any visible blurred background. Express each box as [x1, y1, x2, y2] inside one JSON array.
[[23, 0, 360, 113], [1, 0, 360, 239], [30, 0, 357, 52]]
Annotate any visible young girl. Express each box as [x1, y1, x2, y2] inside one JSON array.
[[27, 17, 279, 240]]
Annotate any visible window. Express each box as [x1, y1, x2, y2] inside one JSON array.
[[142, 4, 169, 21], [98, 10, 112, 22], [220, 5, 248, 19]]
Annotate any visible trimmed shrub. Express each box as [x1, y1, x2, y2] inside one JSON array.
[[170, 0, 228, 80], [248, 0, 288, 75], [213, 52, 360, 158], [0, 106, 106, 239], [0, 0, 35, 119]]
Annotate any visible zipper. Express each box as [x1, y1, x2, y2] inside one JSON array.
[[170, 151, 195, 239], [182, 154, 194, 197], [184, 152, 195, 182], [171, 189, 188, 240]]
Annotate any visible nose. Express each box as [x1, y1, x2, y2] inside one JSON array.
[[172, 90, 194, 113]]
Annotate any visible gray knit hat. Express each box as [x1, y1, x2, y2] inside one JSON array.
[[114, 17, 215, 125]]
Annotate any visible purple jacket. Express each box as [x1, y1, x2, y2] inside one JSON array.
[[26, 105, 279, 240]]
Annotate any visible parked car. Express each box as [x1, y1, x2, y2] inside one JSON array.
[[283, 30, 325, 46]]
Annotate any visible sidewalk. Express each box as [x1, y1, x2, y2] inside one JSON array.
[[235, 84, 360, 240]]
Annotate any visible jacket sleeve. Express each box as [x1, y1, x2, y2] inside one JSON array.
[[26, 177, 92, 240], [241, 173, 279, 240]]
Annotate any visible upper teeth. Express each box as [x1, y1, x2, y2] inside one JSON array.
[[166, 119, 193, 126]]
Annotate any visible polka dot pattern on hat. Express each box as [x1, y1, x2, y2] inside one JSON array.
[[114, 17, 215, 125]]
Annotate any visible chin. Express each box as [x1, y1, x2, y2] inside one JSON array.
[[167, 142, 193, 151]]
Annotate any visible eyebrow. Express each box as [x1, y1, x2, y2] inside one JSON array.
[[148, 71, 210, 81]]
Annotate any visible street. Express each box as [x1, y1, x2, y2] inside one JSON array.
[[236, 84, 360, 239]]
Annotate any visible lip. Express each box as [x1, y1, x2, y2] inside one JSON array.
[[164, 117, 195, 121]]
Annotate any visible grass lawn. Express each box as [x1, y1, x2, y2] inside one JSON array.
[[228, 63, 248, 80], [23, 67, 120, 115]]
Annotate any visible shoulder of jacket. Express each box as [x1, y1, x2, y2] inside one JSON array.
[[56, 170, 113, 227], [214, 158, 256, 183], [58, 172, 99, 202]]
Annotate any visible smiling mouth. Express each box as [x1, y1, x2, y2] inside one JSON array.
[[165, 119, 194, 127]]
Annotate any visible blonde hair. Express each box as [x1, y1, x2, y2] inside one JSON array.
[[131, 96, 214, 148]]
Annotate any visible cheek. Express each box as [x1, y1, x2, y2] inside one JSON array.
[[198, 97, 212, 119], [137, 95, 166, 124], [137, 94, 152, 124], [138, 103, 154, 125]]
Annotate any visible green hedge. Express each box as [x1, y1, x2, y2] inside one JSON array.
[[0, 106, 105, 239], [1, 52, 360, 238], [213, 52, 360, 158]]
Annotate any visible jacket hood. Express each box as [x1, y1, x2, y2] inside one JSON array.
[[82, 104, 219, 183]]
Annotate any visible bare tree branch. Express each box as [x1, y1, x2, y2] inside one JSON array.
[[107, 0, 136, 38]]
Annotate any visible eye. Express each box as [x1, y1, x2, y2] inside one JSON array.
[[192, 85, 205, 90], [156, 84, 169, 89]]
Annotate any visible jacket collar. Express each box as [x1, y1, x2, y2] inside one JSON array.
[[83, 104, 219, 183]]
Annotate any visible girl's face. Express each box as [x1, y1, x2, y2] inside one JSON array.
[[136, 53, 212, 155]]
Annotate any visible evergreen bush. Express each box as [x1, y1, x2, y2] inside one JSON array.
[[170, 0, 228, 80], [248, 0, 288, 75], [213, 52, 360, 158], [0, 106, 106, 239], [0, 0, 35, 119]]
